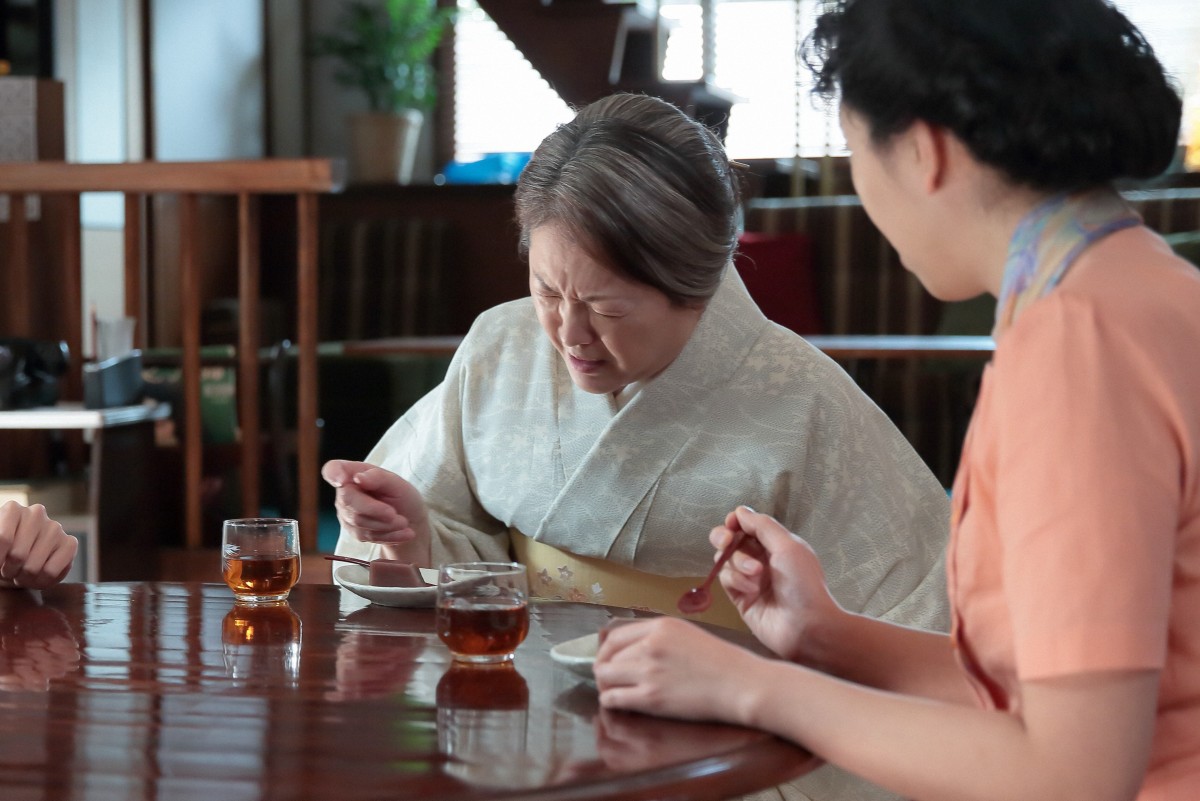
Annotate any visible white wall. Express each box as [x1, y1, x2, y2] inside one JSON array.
[[58, 0, 138, 349], [151, 0, 264, 160], [266, 0, 305, 158], [55, 0, 267, 351]]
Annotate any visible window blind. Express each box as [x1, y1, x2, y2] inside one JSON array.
[[453, 0, 1200, 162]]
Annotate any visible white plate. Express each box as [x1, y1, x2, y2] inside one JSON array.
[[550, 632, 600, 680], [333, 564, 439, 608]]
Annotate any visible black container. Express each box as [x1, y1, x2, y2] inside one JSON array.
[[84, 350, 144, 409]]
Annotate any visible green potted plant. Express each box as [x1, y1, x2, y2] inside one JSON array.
[[310, 0, 456, 184]]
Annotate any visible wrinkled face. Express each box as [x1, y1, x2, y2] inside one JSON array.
[[528, 223, 703, 396]]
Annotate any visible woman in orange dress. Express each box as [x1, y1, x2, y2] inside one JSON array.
[[594, 1, 1200, 799]]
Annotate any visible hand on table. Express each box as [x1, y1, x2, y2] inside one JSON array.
[[322, 460, 431, 563], [713, 506, 844, 663], [593, 616, 768, 725], [0, 502, 78, 590]]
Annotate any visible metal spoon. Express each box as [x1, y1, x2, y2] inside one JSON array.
[[677, 527, 746, 615]]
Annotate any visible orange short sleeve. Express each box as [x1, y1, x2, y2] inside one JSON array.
[[990, 295, 1178, 679]]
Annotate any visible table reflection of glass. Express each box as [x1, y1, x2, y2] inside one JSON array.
[[221, 601, 302, 688], [436, 662, 553, 789]]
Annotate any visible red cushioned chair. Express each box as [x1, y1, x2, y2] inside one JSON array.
[[734, 232, 824, 335]]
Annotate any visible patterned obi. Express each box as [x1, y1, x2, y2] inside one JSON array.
[[510, 530, 747, 631]]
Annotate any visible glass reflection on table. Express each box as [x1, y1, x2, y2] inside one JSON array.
[[221, 601, 302, 688], [437, 661, 558, 789]]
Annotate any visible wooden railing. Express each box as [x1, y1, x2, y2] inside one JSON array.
[[0, 159, 344, 552], [333, 334, 996, 361]]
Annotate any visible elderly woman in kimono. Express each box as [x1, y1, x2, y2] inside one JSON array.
[[325, 93, 949, 638]]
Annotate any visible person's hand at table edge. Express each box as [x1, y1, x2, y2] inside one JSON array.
[[0, 501, 78, 589]]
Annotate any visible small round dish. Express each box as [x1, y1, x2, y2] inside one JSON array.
[[549, 632, 600, 680], [333, 564, 439, 608]]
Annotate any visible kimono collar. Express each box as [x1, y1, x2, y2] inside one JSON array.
[[993, 189, 1140, 337], [534, 266, 768, 562], [656, 266, 767, 391]]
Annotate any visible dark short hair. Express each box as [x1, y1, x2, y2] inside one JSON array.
[[514, 93, 741, 306], [803, 0, 1182, 192]]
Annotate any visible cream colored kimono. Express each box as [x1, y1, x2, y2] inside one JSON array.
[[337, 270, 949, 801]]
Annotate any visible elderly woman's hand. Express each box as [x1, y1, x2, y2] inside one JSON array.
[[0, 502, 78, 589], [713, 506, 845, 664], [322, 460, 432, 565]]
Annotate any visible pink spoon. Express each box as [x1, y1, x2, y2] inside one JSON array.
[[324, 554, 370, 568], [677, 528, 746, 615]]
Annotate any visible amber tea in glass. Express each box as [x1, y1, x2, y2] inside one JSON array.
[[436, 562, 529, 664], [221, 518, 301, 604]]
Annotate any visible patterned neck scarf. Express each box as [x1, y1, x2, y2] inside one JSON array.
[[994, 190, 1141, 337]]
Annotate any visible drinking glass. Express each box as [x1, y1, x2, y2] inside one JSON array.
[[221, 518, 301, 604], [436, 562, 529, 664]]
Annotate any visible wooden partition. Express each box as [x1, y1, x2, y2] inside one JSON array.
[[0, 159, 344, 553]]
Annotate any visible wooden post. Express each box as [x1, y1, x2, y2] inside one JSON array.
[[6, 194, 30, 334], [238, 193, 262, 520], [297, 192, 320, 552], [124, 193, 146, 348], [60, 196, 83, 402], [179, 193, 203, 550]]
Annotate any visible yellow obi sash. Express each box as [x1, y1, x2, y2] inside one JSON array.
[[510, 530, 747, 631]]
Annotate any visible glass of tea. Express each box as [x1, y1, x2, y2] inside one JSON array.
[[436, 562, 529, 664], [221, 518, 301, 604]]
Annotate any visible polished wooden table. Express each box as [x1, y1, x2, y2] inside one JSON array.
[[0, 583, 817, 801]]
